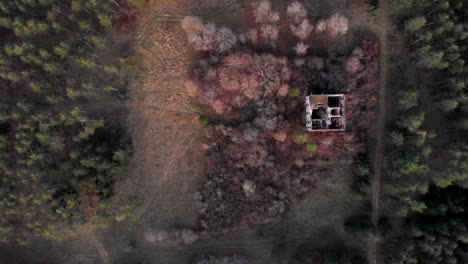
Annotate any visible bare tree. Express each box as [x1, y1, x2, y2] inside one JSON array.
[[215, 27, 237, 53], [287, 1, 307, 23], [254, 99, 278, 131], [246, 29, 258, 43], [223, 53, 253, 69], [253, 0, 279, 42], [251, 54, 291, 97], [242, 126, 259, 142], [213, 100, 226, 114], [314, 14, 348, 37], [183, 18, 238, 53], [316, 19, 327, 32], [294, 42, 309, 56], [242, 180, 256, 197], [187, 23, 217, 51], [290, 19, 313, 40], [253, 0, 274, 24], [346, 56, 361, 73], [327, 13, 349, 37], [260, 24, 279, 41]]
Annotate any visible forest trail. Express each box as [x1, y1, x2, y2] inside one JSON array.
[[125, 0, 206, 231], [370, 0, 390, 264], [82, 228, 110, 264]]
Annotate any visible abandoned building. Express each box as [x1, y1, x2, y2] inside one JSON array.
[[305, 94, 346, 131]]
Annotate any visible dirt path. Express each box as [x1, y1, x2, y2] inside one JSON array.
[[370, 0, 390, 264], [82, 228, 110, 264], [124, 1, 205, 228]]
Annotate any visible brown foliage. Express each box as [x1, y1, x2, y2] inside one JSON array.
[[196, 125, 290, 229], [79, 188, 100, 218], [188, 52, 291, 116], [182, 2, 378, 231]]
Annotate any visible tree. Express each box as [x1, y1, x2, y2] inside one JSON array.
[[294, 42, 308, 56], [287, 1, 307, 23], [260, 24, 279, 41], [417, 50, 447, 69], [390, 131, 405, 147], [0, 0, 133, 245], [405, 16, 427, 33], [290, 19, 313, 40], [187, 23, 217, 51], [253, 0, 278, 24], [327, 13, 349, 37], [396, 90, 419, 110], [439, 99, 458, 112], [215, 27, 237, 53], [315, 13, 349, 37]]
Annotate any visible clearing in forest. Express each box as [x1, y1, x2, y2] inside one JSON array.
[[68, 1, 384, 263]]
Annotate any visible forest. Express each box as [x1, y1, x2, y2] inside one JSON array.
[[382, 0, 467, 263], [0, 0, 466, 264], [0, 0, 135, 245]]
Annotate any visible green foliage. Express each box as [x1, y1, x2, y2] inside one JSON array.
[[389, 131, 404, 147], [288, 88, 300, 97], [390, 186, 468, 264], [438, 99, 458, 112], [292, 132, 308, 144], [396, 112, 424, 132], [405, 17, 426, 33], [198, 117, 213, 129], [396, 90, 419, 110], [386, 1, 468, 262], [0, 0, 134, 245], [306, 141, 318, 152]]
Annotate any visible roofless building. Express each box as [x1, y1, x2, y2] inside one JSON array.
[[305, 94, 346, 131]]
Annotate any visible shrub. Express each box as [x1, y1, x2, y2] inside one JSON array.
[[306, 141, 318, 152], [293, 132, 308, 144], [288, 88, 300, 97]]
